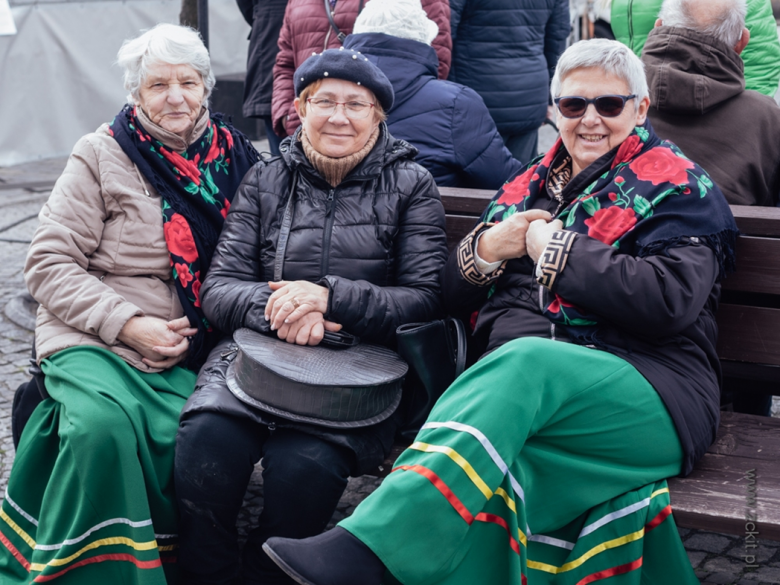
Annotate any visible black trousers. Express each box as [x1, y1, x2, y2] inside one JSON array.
[[175, 411, 354, 585]]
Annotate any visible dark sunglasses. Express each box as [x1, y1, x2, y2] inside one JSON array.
[[554, 94, 637, 118]]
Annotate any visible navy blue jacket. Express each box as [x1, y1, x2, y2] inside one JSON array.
[[345, 33, 523, 189], [449, 0, 570, 135]]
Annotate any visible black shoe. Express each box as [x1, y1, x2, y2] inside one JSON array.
[[262, 527, 385, 585]]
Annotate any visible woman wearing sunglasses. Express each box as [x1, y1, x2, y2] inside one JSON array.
[[262, 39, 738, 585], [173, 47, 448, 585]]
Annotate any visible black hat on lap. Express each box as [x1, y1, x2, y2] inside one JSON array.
[[294, 47, 395, 111]]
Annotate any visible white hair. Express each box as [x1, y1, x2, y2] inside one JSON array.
[[353, 0, 439, 45], [116, 23, 215, 106], [551, 39, 649, 101], [659, 0, 746, 47]]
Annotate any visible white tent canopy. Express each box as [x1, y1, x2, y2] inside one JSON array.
[[0, 0, 250, 165]]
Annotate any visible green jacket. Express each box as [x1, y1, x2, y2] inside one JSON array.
[[611, 0, 780, 96]]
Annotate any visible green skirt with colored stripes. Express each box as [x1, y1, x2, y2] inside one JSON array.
[[341, 337, 700, 585], [0, 346, 196, 584]]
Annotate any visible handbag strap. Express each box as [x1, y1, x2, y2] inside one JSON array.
[[447, 317, 467, 377], [273, 172, 298, 282], [324, 0, 364, 43]]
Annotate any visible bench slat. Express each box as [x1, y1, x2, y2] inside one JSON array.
[[668, 412, 780, 540], [722, 361, 780, 385], [722, 236, 780, 295], [445, 215, 479, 252], [439, 187, 494, 216], [730, 206, 780, 237], [716, 304, 780, 365]]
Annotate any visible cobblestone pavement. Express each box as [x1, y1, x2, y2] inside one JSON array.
[[1, 154, 779, 584]]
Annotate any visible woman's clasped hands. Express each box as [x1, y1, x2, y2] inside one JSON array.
[[117, 315, 197, 368], [265, 280, 342, 346], [477, 209, 564, 263]]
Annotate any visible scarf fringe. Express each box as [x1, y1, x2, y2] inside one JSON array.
[[637, 228, 738, 282]]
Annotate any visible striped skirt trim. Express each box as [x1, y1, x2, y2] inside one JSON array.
[[391, 419, 682, 584], [0, 499, 177, 582]]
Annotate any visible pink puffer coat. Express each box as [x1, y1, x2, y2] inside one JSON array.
[[271, 0, 451, 137]]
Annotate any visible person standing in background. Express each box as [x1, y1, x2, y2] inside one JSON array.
[[345, 0, 523, 188], [611, 0, 780, 97], [448, 0, 570, 165], [643, 0, 780, 207], [238, 0, 289, 155], [271, 0, 452, 139]]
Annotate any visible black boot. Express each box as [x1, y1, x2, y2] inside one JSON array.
[[262, 527, 385, 585]]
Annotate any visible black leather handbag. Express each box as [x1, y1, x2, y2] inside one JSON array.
[[225, 327, 407, 428], [395, 317, 467, 441]]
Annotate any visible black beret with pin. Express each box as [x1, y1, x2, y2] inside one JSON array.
[[294, 47, 394, 111]]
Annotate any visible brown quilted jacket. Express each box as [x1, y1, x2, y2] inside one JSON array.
[[271, 0, 452, 137]]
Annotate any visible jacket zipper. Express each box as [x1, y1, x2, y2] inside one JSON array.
[[627, 0, 635, 53], [553, 193, 565, 217], [324, 25, 332, 50], [321, 188, 336, 277], [538, 284, 556, 340]]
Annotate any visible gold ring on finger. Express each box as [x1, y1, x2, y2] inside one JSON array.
[[292, 297, 301, 309]]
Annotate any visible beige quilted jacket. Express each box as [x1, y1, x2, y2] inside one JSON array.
[[25, 109, 209, 372]]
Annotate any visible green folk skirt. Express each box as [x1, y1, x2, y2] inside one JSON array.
[[341, 337, 700, 585], [0, 346, 196, 585]]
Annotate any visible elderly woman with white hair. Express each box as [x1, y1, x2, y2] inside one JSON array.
[[0, 24, 257, 585], [262, 39, 738, 585]]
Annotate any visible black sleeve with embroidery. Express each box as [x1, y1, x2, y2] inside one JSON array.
[[536, 230, 576, 289], [441, 222, 507, 315]]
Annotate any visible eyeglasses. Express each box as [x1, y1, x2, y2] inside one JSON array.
[[306, 98, 375, 119], [554, 95, 637, 119]]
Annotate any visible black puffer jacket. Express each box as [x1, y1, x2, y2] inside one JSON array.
[[201, 124, 448, 345], [186, 125, 448, 473]]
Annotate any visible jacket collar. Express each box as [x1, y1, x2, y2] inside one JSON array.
[[642, 26, 745, 115], [135, 106, 210, 153], [279, 123, 418, 187]]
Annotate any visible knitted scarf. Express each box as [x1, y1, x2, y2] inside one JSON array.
[[482, 122, 738, 340], [300, 126, 379, 186], [109, 104, 259, 369]]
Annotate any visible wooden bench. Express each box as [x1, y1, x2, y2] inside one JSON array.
[[378, 186, 780, 542]]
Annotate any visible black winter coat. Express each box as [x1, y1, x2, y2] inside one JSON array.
[[184, 124, 449, 473], [442, 150, 721, 476], [449, 0, 570, 135], [238, 0, 288, 118]]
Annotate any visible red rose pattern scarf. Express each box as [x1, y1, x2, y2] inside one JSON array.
[[482, 122, 737, 340], [109, 104, 259, 369]]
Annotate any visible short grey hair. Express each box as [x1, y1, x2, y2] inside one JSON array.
[[116, 23, 215, 106], [551, 39, 649, 101], [659, 0, 746, 47]]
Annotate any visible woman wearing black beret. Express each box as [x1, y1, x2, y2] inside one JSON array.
[[173, 48, 449, 585]]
